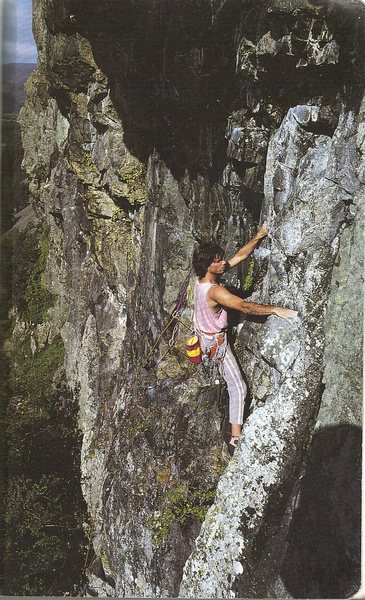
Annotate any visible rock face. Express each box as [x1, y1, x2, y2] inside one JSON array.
[[180, 103, 362, 600], [11, 0, 363, 597]]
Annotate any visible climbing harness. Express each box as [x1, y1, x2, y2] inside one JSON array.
[[195, 327, 228, 385], [202, 331, 227, 362]]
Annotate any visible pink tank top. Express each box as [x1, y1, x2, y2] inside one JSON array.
[[193, 278, 228, 333]]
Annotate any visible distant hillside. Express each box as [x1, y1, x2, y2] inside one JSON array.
[[1, 64, 34, 230], [2, 63, 36, 115]]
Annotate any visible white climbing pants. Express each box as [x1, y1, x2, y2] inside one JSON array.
[[200, 334, 247, 425], [221, 343, 247, 425]]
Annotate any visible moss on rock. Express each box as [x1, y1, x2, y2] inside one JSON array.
[[147, 484, 216, 548], [6, 225, 55, 324], [242, 257, 254, 292], [119, 152, 148, 206]]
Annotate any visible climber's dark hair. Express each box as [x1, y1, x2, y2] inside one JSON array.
[[192, 242, 225, 278]]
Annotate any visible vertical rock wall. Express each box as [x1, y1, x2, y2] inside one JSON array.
[[15, 0, 363, 597], [278, 97, 364, 600], [180, 104, 362, 599]]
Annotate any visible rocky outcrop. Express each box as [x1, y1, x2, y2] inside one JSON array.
[[9, 0, 363, 597], [277, 96, 364, 600], [179, 102, 362, 599]]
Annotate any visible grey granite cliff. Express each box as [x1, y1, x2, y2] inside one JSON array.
[[4, 0, 363, 597]]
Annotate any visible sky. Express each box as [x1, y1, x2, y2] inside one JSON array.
[[2, 0, 37, 64]]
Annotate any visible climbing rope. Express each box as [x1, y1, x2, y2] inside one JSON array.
[[144, 271, 193, 367]]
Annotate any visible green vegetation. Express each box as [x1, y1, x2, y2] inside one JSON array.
[[147, 484, 216, 547], [0, 223, 88, 595], [2, 328, 88, 596], [5, 226, 56, 323], [100, 548, 111, 571], [4, 472, 87, 596], [23, 234, 55, 323], [0, 239, 12, 597], [9, 335, 66, 460], [242, 257, 254, 291], [1, 119, 27, 232]]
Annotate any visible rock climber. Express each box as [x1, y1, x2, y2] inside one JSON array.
[[192, 222, 297, 455]]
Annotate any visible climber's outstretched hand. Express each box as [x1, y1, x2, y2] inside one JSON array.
[[273, 307, 298, 324]]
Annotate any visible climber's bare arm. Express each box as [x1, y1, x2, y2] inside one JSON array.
[[225, 221, 268, 270], [208, 284, 298, 324]]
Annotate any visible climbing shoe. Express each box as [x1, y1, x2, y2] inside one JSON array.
[[227, 436, 239, 457]]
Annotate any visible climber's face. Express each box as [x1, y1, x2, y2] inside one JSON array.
[[208, 255, 226, 274]]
